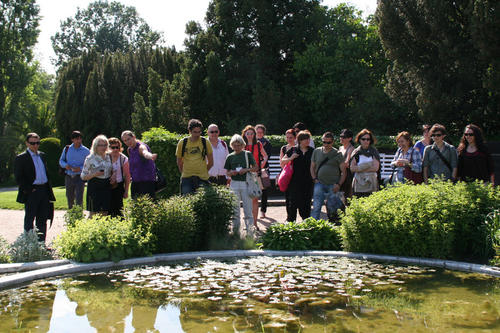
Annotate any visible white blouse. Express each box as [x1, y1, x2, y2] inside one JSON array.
[[81, 153, 113, 180]]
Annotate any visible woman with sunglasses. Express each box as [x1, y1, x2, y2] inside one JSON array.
[[108, 137, 131, 216], [242, 125, 268, 230], [423, 124, 457, 183], [81, 135, 114, 216], [350, 129, 380, 197], [457, 124, 495, 184]]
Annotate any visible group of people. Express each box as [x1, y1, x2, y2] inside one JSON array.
[[14, 120, 495, 241]]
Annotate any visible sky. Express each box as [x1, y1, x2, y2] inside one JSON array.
[[34, 0, 377, 75]]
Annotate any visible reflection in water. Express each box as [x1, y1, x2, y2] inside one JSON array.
[[0, 256, 498, 332]]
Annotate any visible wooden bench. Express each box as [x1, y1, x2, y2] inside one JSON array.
[[267, 153, 396, 181]]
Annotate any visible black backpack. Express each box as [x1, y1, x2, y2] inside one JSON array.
[[181, 137, 208, 159]]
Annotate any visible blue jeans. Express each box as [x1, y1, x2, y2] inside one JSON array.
[[311, 182, 343, 220], [180, 176, 209, 195]]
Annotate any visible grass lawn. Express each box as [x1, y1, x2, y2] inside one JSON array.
[[0, 186, 86, 210]]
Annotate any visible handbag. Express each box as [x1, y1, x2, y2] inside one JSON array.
[[155, 167, 167, 193], [277, 162, 294, 192], [244, 151, 262, 198], [260, 169, 271, 189], [403, 148, 423, 184]]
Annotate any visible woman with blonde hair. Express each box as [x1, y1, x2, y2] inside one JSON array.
[[108, 137, 131, 216], [81, 135, 113, 216]]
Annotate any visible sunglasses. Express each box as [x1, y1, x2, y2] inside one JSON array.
[[464, 133, 474, 137], [360, 138, 371, 141], [246, 132, 255, 135], [28, 141, 40, 145], [431, 133, 443, 137], [322, 141, 333, 144], [110, 146, 120, 150], [209, 131, 219, 134]]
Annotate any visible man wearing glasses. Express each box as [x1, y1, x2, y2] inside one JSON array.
[[310, 132, 346, 223], [14, 133, 56, 241], [207, 124, 229, 185], [176, 119, 214, 194], [423, 124, 458, 183], [59, 130, 90, 209]]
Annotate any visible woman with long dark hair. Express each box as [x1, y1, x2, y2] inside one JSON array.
[[457, 124, 495, 184], [242, 125, 268, 229]]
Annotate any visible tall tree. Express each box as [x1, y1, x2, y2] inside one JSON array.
[[377, 0, 500, 135], [51, 0, 162, 67], [0, 0, 40, 181]]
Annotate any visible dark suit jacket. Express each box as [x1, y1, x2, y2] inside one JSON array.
[[14, 149, 56, 204]]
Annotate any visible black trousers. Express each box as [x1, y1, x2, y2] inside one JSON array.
[[24, 184, 50, 241], [109, 182, 125, 217], [285, 182, 312, 222], [260, 188, 268, 213], [131, 181, 156, 200]]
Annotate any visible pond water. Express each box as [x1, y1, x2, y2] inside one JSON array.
[[0, 256, 498, 332]]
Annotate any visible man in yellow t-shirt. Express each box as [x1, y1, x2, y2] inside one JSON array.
[[176, 119, 214, 195]]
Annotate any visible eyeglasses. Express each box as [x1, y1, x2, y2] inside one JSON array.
[[209, 131, 219, 134], [360, 137, 371, 141], [191, 130, 201, 134], [431, 133, 443, 138], [28, 141, 40, 145], [464, 133, 474, 137], [322, 141, 333, 144], [245, 132, 255, 135], [110, 146, 120, 150]]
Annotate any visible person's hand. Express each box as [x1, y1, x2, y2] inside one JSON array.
[[290, 152, 299, 160], [65, 165, 71, 170], [238, 168, 247, 175], [333, 183, 340, 193], [151, 153, 158, 161], [123, 191, 128, 199], [71, 167, 81, 172], [94, 170, 104, 177]]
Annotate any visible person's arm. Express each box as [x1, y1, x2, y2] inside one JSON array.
[[411, 150, 422, 173], [350, 157, 359, 172], [310, 161, 318, 182], [334, 162, 347, 193], [139, 144, 157, 161], [259, 143, 268, 168], [123, 160, 131, 198], [450, 147, 458, 181], [368, 159, 380, 173], [59, 147, 70, 169], [80, 157, 103, 181], [206, 153, 214, 171], [423, 166, 429, 184], [280, 147, 287, 168], [177, 157, 183, 173]]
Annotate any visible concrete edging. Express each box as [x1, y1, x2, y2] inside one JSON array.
[[0, 250, 498, 289]]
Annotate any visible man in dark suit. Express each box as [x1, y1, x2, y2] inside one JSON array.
[[14, 133, 56, 241]]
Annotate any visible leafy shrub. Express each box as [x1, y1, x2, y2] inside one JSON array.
[[485, 210, 500, 267], [64, 205, 84, 227], [125, 196, 158, 237], [341, 180, 500, 263], [0, 236, 11, 263], [9, 230, 52, 262], [40, 137, 65, 186], [188, 186, 236, 250], [54, 215, 152, 263], [261, 218, 342, 251], [141, 128, 183, 197], [152, 196, 197, 253]]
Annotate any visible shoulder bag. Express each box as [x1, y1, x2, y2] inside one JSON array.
[[277, 147, 295, 192], [403, 148, 423, 184], [244, 151, 262, 198]]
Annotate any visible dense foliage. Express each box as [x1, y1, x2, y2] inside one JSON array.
[[377, 0, 500, 135], [261, 218, 342, 251], [341, 180, 500, 263], [0, 236, 11, 263], [39, 137, 64, 186], [9, 230, 52, 263], [51, 0, 162, 67], [55, 215, 152, 263], [486, 210, 500, 266]]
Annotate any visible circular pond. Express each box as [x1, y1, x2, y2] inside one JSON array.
[[0, 256, 498, 332]]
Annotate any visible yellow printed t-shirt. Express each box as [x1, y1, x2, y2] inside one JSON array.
[[176, 137, 213, 180]]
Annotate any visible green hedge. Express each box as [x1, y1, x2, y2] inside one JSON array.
[[54, 215, 152, 263], [40, 137, 65, 186], [261, 218, 342, 251], [341, 180, 500, 263]]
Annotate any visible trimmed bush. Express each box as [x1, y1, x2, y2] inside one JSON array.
[[0, 236, 11, 263], [54, 215, 152, 263], [141, 128, 183, 197], [9, 230, 52, 262], [40, 137, 65, 186], [261, 218, 342, 251], [188, 186, 236, 250], [341, 180, 500, 263]]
